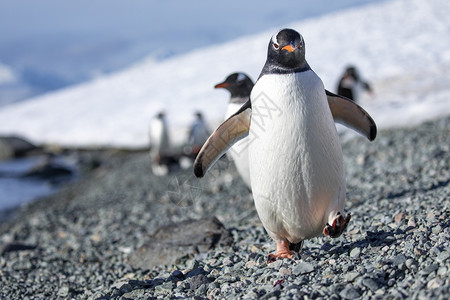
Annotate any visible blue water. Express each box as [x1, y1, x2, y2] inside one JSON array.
[[0, 155, 76, 221]]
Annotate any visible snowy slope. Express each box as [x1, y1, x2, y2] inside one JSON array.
[[0, 0, 449, 149]]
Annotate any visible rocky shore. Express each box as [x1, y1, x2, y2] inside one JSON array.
[[0, 116, 449, 299]]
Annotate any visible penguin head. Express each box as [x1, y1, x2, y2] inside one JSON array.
[[194, 111, 204, 120], [267, 28, 306, 70], [156, 111, 166, 119], [214, 72, 254, 98]]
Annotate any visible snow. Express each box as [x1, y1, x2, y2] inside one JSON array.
[[0, 0, 449, 149]]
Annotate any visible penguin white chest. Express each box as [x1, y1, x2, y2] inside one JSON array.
[[248, 72, 346, 243]]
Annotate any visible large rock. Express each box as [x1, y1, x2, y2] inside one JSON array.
[[128, 217, 233, 269], [0, 135, 39, 160]]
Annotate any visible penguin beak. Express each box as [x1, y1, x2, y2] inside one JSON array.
[[281, 44, 296, 52], [214, 82, 229, 89]]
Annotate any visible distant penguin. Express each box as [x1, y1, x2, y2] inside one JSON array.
[[214, 73, 254, 189], [186, 112, 210, 157], [194, 28, 376, 260], [149, 111, 177, 175], [337, 65, 373, 102]]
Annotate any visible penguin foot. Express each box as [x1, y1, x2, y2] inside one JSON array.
[[323, 212, 351, 238], [267, 240, 294, 263]]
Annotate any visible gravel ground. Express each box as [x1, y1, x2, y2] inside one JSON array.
[[0, 116, 449, 299]]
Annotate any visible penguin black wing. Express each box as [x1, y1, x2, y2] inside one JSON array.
[[325, 90, 377, 141], [194, 100, 251, 177]]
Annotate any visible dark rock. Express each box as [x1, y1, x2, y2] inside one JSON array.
[[361, 277, 380, 291], [22, 156, 74, 181], [127, 217, 233, 269], [189, 274, 210, 290], [339, 286, 360, 299], [1, 242, 37, 255], [171, 270, 184, 279], [0, 135, 39, 160]]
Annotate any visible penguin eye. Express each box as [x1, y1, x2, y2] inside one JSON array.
[[273, 43, 279, 49]]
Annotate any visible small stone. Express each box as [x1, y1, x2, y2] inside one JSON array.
[[244, 291, 259, 299], [427, 278, 443, 289], [119, 283, 132, 294], [171, 270, 184, 279], [437, 251, 450, 263], [245, 260, 257, 268], [186, 259, 200, 270], [345, 272, 360, 282], [222, 257, 233, 266], [57, 285, 70, 297], [350, 247, 361, 258], [414, 247, 426, 256], [405, 258, 417, 270], [292, 262, 314, 275], [268, 259, 283, 269], [407, 218, 416, 228], [279, 267, 292, 276], [421, 264, 439, 276], [391, 254, 407, 266], [432, 225, 442, 235], [394, 212, 406, 223], [362, 277, 379, 291], [190, 274, 209, 290], [339, 286, 360, 299], [207, 282, 219, 291], [437, 266, 447, 276], [251, 245, 262, 253], [155, 282, 173, 293]]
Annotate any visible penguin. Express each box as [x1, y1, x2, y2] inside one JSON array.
[[193, 28, 377, 260], [186, 111, 210, 157], [337, 65, 373, 102], [149, 111, 177, 175], [214, 73, 254, 189]]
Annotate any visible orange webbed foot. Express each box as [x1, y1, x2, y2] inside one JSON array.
[[267, 240, 295, 264]]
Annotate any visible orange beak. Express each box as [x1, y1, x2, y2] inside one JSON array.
[[281, 44, 295, 52], [214, 82, 229, 89]]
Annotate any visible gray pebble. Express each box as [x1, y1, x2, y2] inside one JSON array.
[[350, 247, 361, 258], [339, 286, 360, 299], [292, 262, 314, 275]]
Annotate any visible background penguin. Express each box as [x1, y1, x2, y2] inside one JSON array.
[[337, 65, 373, 102], [185, 111, 210, 158], [214, 73, 254, 189], [194, 28, 376, 261], [149, 111, 178, 175]]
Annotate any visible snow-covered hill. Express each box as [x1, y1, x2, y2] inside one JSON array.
[[0, 0, 449, 149]]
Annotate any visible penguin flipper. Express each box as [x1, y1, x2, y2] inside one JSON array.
[[325, 90, 377, 141], [194, 101, 251, 178]]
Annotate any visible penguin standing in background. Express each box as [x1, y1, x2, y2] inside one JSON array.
[[214, 73, 254, 189], [337, 65, 373, 102], [186, 111, 210, 157], [149, 111, 177, 175], [194, 28, 376, 260]]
